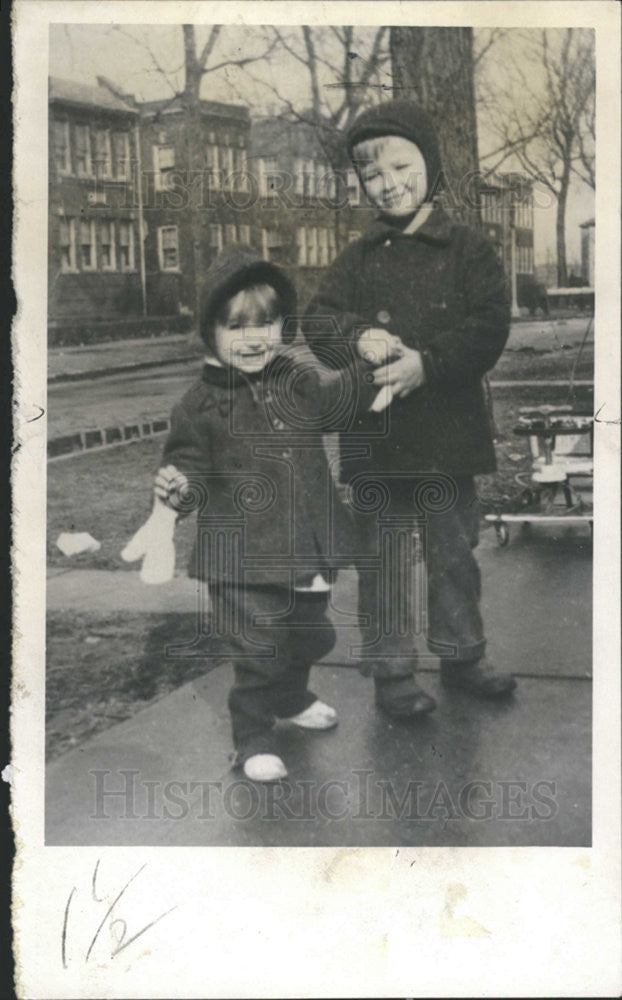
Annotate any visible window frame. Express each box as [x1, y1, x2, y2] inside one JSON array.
[[59, 217, 77, 273], [78, 218, 97, 272], [94, 128, 113, 180], [118, 220, 135, 272], [112, 131, 131, 181], [74, 123, 93, 178], [209, 223, 223, 254], [157, 225, 180, 272], [53, 119, 71, 176], [153, 144, 176, 192], [99, 220, 117, 272]]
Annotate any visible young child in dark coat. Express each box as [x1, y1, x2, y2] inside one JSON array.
[[124, 245, 374, 782], [303, 99, 517, 717]]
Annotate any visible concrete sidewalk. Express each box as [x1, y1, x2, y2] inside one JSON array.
[[46, 525, 592, 846]]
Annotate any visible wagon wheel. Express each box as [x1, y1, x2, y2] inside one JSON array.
[[495, 522, 510, 547]]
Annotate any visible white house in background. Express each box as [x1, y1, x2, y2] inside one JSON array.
[[580, 217, 595, 286]]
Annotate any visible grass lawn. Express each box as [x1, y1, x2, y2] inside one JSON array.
[[46, 380, 594, 761]]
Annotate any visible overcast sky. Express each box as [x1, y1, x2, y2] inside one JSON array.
[[50, 24, 594, 272]]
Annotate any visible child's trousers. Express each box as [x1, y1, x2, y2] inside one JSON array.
[[209, 583, 336, 763], [355, 476, 486, 678]]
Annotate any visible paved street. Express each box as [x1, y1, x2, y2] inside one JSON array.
[[46, 524, 592, 846]]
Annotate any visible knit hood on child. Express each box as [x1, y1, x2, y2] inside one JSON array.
[[199, 244, 298, 355], [346, 99, 443, 203]]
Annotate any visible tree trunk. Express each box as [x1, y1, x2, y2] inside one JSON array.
[[390, 27, 481, 229]]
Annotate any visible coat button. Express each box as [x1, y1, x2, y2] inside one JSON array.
[[377, 309, 391, 324]]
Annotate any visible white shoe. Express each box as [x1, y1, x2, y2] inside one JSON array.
[[282, 700, 338, 730], [243, 754, 288, 782]]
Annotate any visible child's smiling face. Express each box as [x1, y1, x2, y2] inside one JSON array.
[[211, 283, 284, 373], [213, 318, 283, 373], [355, 136, 428, 217]]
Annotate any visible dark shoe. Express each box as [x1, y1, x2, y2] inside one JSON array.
[[440, 658, 517, 698], [375, 676, 437, 718]]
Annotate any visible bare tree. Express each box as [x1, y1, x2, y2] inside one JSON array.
[[479, 29, 595, 285], [238, 26, 391, 163], [109, 24, 276, 318]]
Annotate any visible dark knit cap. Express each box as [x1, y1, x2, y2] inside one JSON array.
[[199, 244, 297, 350], [346, 99, 443, 201]]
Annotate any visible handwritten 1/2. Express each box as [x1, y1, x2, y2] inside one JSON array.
[[62, 859, 177, 967]]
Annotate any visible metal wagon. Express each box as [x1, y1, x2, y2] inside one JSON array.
[[485, 405, 594, 546]]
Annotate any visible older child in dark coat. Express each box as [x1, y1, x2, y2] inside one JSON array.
[[304, 100, 517, 717], [126, 246, 373, 782]]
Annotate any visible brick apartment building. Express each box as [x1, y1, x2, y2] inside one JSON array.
[[48, 76, 535, 337], [48, 76, 252, 336], [248, 115, 374, 302], [48, 79, 374, 338], [48, 77, 142, 329]]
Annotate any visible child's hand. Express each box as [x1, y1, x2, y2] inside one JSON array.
[[155, 465, 189, 510], [357, 328, 405, 366], [372, 347, 426, 397]]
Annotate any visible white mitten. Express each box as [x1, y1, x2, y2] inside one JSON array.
[[121, 496, 178, 584]]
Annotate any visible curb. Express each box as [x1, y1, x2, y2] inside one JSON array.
[[48, 416, 171, 461]]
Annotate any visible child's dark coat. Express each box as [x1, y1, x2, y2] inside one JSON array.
[[303, 205, 511, 477]]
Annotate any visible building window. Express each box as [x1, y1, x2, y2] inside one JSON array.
[[118, 221, 135, 270], [260, 229, 282, 262], [79, 219, 96, 270], [52, 120, 71, 175], [317, 164, 336, 200], [346, 169, 360, 206], [348, 229, 362, 244], [302, 160, 316, 199], [238, 224, 251, 245], [296, 227, 307, 266], [94, 129, 112, 179], [99, 221, 116, 271], [318, 227, 329, 266], [328, 228, 337, 262], [206, 144, 220, 188], [514, 197, 533, 230], [225, 224, 237, 245], [222, 146, 235, 187], [209, 224, 223, 254], [516, 244, 534, 275], [261, 157, 280, 197], [482, 191, 503, 225], [59, 217, 76, 272], [158, 225, 180, 271], [154, 145, 175, 191], [233, 148, 248, 190], [74, 124, 92, 177], [112, 132, 130, 180]]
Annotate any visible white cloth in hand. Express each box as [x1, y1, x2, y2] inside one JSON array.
[[121, 497, 178, 584]]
